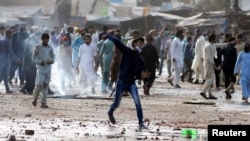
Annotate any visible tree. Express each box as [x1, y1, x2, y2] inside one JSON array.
[[195, 0, 226, 11]]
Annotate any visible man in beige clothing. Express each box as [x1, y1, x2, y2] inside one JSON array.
[[200, 34, 217, 100]]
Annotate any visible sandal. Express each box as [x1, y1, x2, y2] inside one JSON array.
[[230, 89, 235, 94], [200, 92, 207, 99], [224, 91, 231, 99], [208, 95, 217, 100], [41, 104, 49, 108], [32, 100, 37, 106]]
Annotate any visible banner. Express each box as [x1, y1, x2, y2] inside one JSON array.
[[99, 7, 108, 16], [132, 7, 160, 16]]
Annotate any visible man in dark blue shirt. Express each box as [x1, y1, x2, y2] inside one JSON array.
[[181, 37, 193, 82], [107, 34, 150, 131], [0, 29, 21, 93], [9, 25, 29, 85]]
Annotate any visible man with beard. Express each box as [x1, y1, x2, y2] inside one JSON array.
[[75, 34, 97, 95], [168, 30, 184, 88], [20, 29, 42, 94], [0, 30, 21, 93], [141, 34, 159, 95]]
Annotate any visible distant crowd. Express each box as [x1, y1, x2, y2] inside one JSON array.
[[0, 23, 250, 105]]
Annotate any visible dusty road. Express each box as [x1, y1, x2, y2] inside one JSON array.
[[0, 71, 249, 141]]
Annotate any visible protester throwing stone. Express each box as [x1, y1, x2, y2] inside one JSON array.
[[106, 34, 150, 131]]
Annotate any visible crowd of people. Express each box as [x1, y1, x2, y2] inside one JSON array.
[[0, 23, 250, 130]]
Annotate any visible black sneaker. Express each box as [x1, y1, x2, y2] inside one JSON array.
[[208, 95, 217, 100], [200, 92, 207, 99], [108, 112, 116, 124]]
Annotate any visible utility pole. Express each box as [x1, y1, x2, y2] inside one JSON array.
[[233, 0, 240, 31]]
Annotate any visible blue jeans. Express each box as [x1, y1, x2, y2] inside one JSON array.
[[108, 79, 143, 124]]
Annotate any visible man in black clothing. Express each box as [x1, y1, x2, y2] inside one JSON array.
[[214, 47, 221, 89], [98, 25, 108, 41], [141, 34, 159, 95], [219, 37, 237, 99]]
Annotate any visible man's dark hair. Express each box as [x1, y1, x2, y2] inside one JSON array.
[[208, 34, 216, 42], [84, 34, 92, 40], [115, 29, 121, 33], [236, 33, 243, 39], [176, 30, 183, 38], [5, 30, 12, 36], [228, 37, 235, 42], [114, 32, 121, 40], [131, 30, 139, 35], [132, 37, 144, 48], [41, 33, 50, 40], [146, 34, 154, 42], [225, 33, 232, 39]]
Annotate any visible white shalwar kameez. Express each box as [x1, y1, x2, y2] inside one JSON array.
[[170, 37, 183, 86], [78, 43, 97, 93]]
